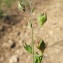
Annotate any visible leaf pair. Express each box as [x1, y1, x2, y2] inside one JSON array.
[[24, 43, 32, 54], [24, 43, 43, 63]]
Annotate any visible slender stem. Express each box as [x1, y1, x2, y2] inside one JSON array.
[[29, 1, 34, 63], [31, 22, 34, 63]]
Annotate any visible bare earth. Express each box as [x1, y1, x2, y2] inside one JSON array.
[[0, 0, 63, 63]]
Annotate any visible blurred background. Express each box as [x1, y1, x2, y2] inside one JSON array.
[[0, 0, 63, 63]]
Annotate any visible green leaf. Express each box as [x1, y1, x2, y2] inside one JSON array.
[[34, 52, 43, 63], [24, 43, 32, 54], [38, 13, 47, 26], [37, 39, 46, 53]]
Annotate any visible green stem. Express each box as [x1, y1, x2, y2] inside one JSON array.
[[31, 21, 34, 63], [29, 1, 34, 63]]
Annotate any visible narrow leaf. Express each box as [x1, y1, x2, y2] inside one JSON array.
[[24, 43, 32, 54]]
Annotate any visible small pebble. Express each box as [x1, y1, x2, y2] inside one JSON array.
[[10, 42, 16, 49], [17, 32, 21, 36], [0, 26, 6, 32], [9, 55, 19, 63], [17, 57, 19, 62]]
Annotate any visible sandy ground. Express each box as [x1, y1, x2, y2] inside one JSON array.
[[0, 0, 63, 63]]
